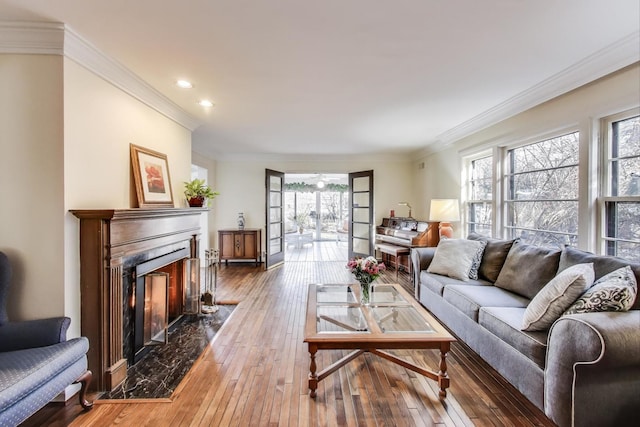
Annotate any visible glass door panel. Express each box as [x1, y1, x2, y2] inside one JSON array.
[[265, 169, 285, 269], [348, 170, 374, 259]]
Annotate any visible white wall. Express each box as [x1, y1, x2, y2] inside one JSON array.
[[0, 54, 65, 322], [212, 158, 415, 251], [415, 62, 640, 240]]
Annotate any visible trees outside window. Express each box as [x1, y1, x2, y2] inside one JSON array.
[[505, 132, 580, 248], [603, 113, 640, 262], [467, 155, 493, 236]]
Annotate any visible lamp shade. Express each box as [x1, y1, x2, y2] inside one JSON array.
[[429, 199, 460, 222]]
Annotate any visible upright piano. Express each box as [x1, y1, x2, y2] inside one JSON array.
[[374, 217, 439, 279]]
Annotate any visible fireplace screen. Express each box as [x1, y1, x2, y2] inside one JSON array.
[[144, 272, 169, 346]]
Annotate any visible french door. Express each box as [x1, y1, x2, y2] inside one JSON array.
[[265, 169, 285, 269], [348, 170, 374, 259], [265, 169, 374, 266]]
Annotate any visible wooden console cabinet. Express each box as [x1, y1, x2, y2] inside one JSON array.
[[218, 228, 262, 266]]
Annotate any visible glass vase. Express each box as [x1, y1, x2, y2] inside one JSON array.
[[360, 279, 371, 305]]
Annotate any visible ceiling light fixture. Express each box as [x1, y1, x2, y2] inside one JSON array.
[[198, 100, 214, 107], [176, 80, 193, 89]]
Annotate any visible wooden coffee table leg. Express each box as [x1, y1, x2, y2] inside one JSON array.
[[438, 344, 450, 398], [308, 344, 318, 398]]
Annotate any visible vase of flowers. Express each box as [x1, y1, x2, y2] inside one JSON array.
[[346, 256, 386, 305]]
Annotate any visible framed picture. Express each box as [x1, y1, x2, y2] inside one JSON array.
[[130, 144, 174, 208]]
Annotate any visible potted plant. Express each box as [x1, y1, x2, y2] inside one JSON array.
[[184, 179, 219, 207]]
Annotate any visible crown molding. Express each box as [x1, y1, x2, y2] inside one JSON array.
[[0, 21, 201, 131], [63, 27, 201, 131], [0, 21, 64, 54], [435, 30, 640, 147]]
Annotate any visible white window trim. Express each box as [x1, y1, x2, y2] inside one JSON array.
[[501, 128, 582, 247], [598, 107, 640, 257], [461, 149, 493, 237]]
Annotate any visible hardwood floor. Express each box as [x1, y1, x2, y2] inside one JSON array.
[[23, 243, 555, 426]]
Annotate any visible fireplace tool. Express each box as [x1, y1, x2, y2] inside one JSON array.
[[201, 248, 219, 314]]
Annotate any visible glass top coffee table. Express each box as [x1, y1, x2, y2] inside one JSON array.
[[304, 283, 456, 399]]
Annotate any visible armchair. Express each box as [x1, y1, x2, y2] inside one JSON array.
[[0, 251, 92, 427]]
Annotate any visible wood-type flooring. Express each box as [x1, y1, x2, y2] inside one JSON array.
[[23, 242, 555, 426]]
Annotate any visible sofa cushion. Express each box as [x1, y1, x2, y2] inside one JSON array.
[[420, 271, 491, 296], [467, 234, 517, 283], [479, 307, 548, 369], [427, 239, 486, 281], [0, 337, 89, 411], [494, 242, 561, 299], [564, 266, 637, 315], [521, 263, 594, 331], [443, 284, 530, 322], [558, 246, 640, 309]]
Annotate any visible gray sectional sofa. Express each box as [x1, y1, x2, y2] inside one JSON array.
[[411, 236, 640, 427]]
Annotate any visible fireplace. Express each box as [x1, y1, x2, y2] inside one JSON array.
[[72, 208, 206, 392], [128, 247, 190, 364]]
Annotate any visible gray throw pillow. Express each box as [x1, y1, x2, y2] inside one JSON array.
[[467, 233, 517, 283], [521, 263, 595, 331], [494, 241, 561, 299], [564, 266, 637, 315], [427, 239, 487, 281]]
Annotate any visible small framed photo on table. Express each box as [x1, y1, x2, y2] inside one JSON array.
[[130, 144, 174, 208]]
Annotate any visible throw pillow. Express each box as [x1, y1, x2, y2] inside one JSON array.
[[521, 263, 595, 331], [467, 233, 517, 283], [468, 240, 488, 280], [427, 239, 487, 281], [558, 246, 640, 309], [564, 266, 637, 315], [494, 241, 561, 299]]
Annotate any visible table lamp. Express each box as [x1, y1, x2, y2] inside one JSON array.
[[429, 199, 460, 238], [398, 202, 412, 218]]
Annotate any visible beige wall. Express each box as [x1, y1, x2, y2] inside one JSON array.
[[63, 58, 192, 336], [0, 54, 65, 322], [0, 54, 193, 339], [212, 158, 415, 250], [191, 151, 218, 250], [415, 62, 640, 240]]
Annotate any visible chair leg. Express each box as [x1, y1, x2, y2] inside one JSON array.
[[73, 370, 94, 410]]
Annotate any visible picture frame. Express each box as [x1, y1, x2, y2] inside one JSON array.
[[130, 144, 174, 208]]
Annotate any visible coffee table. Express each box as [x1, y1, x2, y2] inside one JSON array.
[[304, 283, 456, 399]]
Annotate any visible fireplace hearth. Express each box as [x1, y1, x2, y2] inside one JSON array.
[[72, 208, 207, 392]]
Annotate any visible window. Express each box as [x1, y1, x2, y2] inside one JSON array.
[[505, 132, 579, 247], [467, 155, 493, 236], [603, 113, 640, 262]]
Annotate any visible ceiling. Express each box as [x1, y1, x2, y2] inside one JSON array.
[[1, 1, 639, 160]]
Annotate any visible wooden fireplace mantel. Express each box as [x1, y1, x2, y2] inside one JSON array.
[[71, 207, 206, 392]]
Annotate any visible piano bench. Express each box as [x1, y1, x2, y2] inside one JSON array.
[[375, 244, 410, 279]]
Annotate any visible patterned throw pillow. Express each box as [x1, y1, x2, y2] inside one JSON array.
[[468, 240, 488, 280], [564, 266, 637, 315]]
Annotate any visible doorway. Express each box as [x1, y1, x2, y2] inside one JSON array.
[[283, 174, 348, 262], [264, 170, 374, 269]]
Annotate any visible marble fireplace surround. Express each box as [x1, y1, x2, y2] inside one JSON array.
[[72, 208, 206, 393]]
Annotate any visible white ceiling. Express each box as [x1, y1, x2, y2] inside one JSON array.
[[1, 0, 639, 160]]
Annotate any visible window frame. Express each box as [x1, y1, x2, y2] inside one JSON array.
[[599, 108, 640, 260], [503, 130, 581, 248], [464, 152, 494, 237]]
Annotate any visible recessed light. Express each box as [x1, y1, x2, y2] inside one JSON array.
[[176, 80, 193, 89], [198, 100, 214, 107]]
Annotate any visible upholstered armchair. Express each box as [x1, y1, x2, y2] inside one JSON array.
[[0, 251, 92, 427]]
